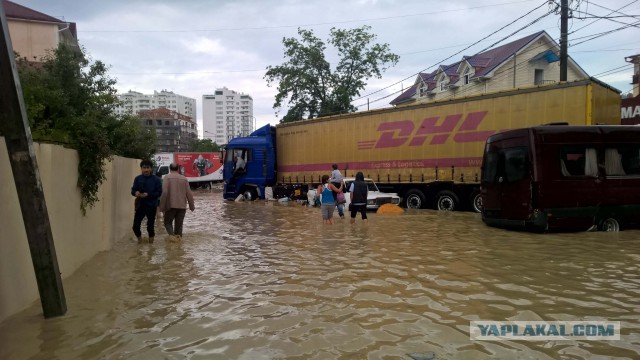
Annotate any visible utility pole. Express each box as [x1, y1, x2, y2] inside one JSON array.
[[560, 0, 569, 81], [0, 4, 66, 317]]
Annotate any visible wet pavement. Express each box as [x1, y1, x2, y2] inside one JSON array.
[[1, 190, 639, 359]]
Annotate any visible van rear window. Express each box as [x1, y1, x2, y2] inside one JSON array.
[[481, 146, 528, 184]]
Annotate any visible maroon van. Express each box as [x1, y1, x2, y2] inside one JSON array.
[[480, 125, 640, 232]]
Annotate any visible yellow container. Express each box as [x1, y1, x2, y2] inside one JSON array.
[[276, 79, 620, 184]]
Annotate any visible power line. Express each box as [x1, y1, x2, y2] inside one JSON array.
[[353, 8, 555, 108], [357, 29, 636, 110], [349, 0, 552, 104], [568, 0, 639, 34]]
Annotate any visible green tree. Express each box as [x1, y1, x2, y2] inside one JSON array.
[[189, 138, 220, 152], [17, 44, 156, 213], [265, 26, 399, 122]]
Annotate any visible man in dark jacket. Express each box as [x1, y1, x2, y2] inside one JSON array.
[[349, 172, 369, 224], [131, 159, 163, 243]]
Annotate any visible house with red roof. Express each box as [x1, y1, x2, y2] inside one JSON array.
[[138, 108, 198, 153], [391, 31, 589, 106], [3, 0, 78, 61]]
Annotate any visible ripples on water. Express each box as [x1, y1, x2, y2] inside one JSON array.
[[1, 190, 639, 359]]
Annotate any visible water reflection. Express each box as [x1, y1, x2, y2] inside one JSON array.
[[1, 190, 639, 359]]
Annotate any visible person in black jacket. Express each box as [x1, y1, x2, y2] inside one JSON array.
[[131, 159, 163, 243], [349, 172, 368, 224]]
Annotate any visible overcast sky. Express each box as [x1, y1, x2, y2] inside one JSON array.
[[12, 0, 640, 137]]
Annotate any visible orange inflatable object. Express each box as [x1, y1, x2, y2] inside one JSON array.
[[376, 203, 404, 214]]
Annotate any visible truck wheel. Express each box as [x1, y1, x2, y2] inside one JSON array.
[[243, 188, 257, 201], [470, 191, 482, 213], [599, 218, 620, 232], [436, 190, 459, 211], [404, 189, 425, 209]]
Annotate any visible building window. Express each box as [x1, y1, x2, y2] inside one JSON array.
[[463, 67, 472, 85], [440, 81, 448, 91], [156, 120, 162, 126]]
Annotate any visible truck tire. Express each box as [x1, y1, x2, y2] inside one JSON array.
[[436, 190, 459, 211], [243, 188, 257, 201], [405, 189, 425, 209], [470, 191, 482, 213]]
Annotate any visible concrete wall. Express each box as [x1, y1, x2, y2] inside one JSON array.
[[0, 138, 140, 322]]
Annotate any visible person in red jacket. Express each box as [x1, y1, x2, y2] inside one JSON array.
[[159, 163, 195, 239]]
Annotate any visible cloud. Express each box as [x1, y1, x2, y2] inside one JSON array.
[[14, 0, 639, 133]]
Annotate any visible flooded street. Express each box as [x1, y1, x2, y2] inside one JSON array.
[[1, 190, 639, 359]]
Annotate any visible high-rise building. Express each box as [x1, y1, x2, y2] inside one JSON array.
[[202, 87, 253, 145], [115, 90, 196, 120]]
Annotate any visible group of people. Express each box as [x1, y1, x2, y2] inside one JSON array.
[[131, 160, 195, 243], [317, 163, 368, 225]]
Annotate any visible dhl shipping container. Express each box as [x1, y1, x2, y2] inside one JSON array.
[[223, 78, 620, 211]]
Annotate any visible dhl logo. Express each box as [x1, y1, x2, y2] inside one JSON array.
[[358, 111, 495, 149]]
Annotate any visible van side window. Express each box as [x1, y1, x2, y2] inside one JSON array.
[[605, 145, 640, 176], [560, 146, 598, 177]]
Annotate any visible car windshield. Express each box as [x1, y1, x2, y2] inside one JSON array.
[[344, 179, 379, 192]]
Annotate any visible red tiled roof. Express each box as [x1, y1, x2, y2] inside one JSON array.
[[4, 0, 63, 23], [4, 0, 77, 39]]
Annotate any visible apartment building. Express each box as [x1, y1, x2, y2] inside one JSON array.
[[202, 87, 254, 145], [115, 90, 196, 120], [138, 108, 198, 153]]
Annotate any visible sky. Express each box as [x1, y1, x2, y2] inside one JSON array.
[[11, 0, 640, 138]]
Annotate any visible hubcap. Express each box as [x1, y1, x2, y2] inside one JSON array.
[[407, 195, 421, 208], [438, 197, 454, 211]]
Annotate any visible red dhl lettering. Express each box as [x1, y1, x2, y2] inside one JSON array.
[[357, 111, 495, 150]]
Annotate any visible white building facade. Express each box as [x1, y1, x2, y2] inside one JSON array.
[[202, 87, 254, 145], [115, 90, 196, 119]]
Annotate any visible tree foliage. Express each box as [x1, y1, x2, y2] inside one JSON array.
[[265, 26, 399, 122], [189, 138, 220, 152], [17, 44, 156, 213]]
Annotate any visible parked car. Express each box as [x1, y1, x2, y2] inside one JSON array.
[[308, 177, 401, 210]]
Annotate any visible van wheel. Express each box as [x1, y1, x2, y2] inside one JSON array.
[[470, 191, 482, 213], [436, 190, 459, 211], [405, 189, 425, 209], [243, 189, 257, 201], [599, 218, 620, 232]]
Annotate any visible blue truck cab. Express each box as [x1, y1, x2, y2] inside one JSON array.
[[223, 125, 277, 200]]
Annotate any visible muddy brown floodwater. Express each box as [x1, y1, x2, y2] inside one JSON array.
[[1, 190, 639, 359]]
